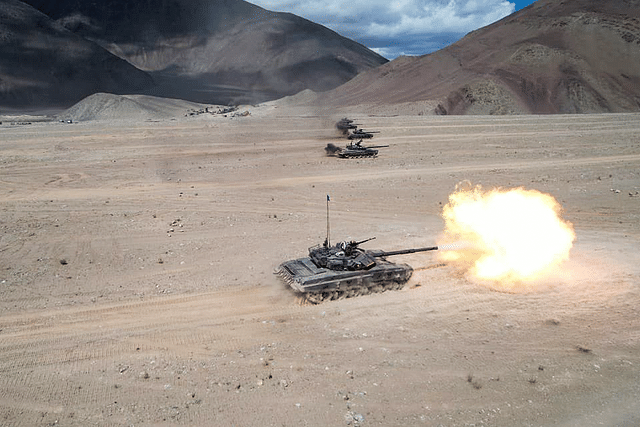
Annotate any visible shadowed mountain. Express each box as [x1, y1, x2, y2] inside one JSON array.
[[321, 0, 640, 114], [0, 0, 154, 110], [22, 0, 388, 105]]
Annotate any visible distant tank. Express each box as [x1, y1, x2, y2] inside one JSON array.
[[335, 118, 360, 134], [276, 237, 438, 303], [336, 140, 389, 158], [348, 129, 380, 139]]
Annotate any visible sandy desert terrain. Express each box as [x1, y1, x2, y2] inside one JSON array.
[[1, 107, 639, 426]]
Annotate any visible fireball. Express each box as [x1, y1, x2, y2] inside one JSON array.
[[439, 183, 575, 290]]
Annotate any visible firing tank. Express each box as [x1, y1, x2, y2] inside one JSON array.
[[348, 129, 379, 139], [336, 140, 389, 158], [275, 237, 438, 303]]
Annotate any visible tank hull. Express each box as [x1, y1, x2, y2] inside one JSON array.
[[338, 148, 378, 158], [275, 256, 413, 303]]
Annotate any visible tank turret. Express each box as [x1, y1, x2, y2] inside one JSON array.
[[309, 237, 377, 270]]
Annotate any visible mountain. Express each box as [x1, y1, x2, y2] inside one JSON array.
[[56, 93, 210, 122], [322, 0, 640, 114], [21, 0, 388, 106], [0, 0, 154, 110]]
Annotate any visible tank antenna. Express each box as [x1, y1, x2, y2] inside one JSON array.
[[326, 195, 331, 247]]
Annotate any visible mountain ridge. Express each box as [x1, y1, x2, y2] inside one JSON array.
[[0, 0, 154, 109], [17, 0, 388, 106], [320, 0, 640, 114]]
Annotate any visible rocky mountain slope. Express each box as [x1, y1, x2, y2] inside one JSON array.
[[18, 0, 387, 106], [0, 0, 154, 110], [323, 0, 640, 114]]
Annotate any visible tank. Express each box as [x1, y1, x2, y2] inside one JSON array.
[[325, 140, 389, 158], [275, 237, 438, 303], [337, 140, 389, 158], [335, 118, 360, 134], [348, 129, 380, 139]]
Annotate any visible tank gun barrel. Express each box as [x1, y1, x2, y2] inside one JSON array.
[[365, 145, 389, 149], [370, 246, 438, 257], [353, 237, 376, 246]]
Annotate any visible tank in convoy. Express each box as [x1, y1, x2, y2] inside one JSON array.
[[275, 236, 438, 303], [339, 140, 389, 158], [325, 140, 389, 158], [347, 129, 380, 139], [335, 118, 360, 134]]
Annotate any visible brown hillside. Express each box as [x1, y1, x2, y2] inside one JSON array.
[[0, 0, 154, 110], [22, 0, 388, 105], [322, 0, 640, 114]]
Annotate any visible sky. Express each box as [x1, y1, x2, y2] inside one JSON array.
[[249, 0, 538, 59]]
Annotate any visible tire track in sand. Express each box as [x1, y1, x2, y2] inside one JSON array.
[[0, 285, 304, 371]]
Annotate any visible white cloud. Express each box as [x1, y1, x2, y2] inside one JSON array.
[[366, 0, 514, 37], [250, 0, 515, 58]]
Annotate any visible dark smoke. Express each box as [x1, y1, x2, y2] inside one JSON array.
[[325, 143, 342, 156]]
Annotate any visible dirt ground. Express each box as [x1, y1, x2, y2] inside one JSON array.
[[1, 107, 639, 426]]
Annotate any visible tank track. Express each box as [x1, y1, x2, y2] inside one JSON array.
[[339, 154, 378, 159], [302, 280, 405, 304], [338, 152, 378, 159], [275, 264, 409, 304]]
